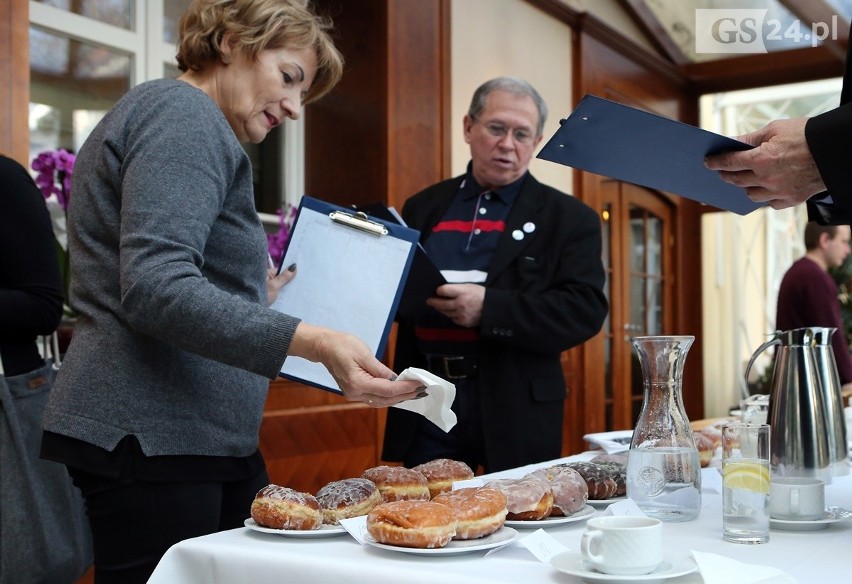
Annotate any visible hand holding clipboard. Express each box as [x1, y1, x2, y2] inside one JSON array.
[[268, 196, 420, 393]]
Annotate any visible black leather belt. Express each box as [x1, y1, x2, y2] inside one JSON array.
[[424, 354, 478, 380]]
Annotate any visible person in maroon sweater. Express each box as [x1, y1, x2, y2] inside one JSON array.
[[776, 222, 852, 390]]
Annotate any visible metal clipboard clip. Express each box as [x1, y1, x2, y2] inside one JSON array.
[[328, 210, 389, 236]]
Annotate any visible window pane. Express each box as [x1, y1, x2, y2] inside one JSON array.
[[30, 26, 130, 157], [648, 216, 662, 276], [629, 207, 646, 273], [647, 277, 662, 335], [630, 274, 646, 335], [164, 0, 192, 44], [35, 0, 134, 30]]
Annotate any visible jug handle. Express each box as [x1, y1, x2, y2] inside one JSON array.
[[743, 333, 780, 399]]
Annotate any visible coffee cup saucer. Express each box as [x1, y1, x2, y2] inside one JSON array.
[[551, 550, 698, 583], [769, 506, 852, 531]]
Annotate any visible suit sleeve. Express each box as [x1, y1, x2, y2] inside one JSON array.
[[804, 22, 852, 225], [805, 103, 852, 224]]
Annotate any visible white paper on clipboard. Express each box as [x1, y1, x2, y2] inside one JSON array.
[[268, 196, 419, 393]]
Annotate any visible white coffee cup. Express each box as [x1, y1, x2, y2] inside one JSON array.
[[580, 516, 662, 575], [769, 477, 825, 521]]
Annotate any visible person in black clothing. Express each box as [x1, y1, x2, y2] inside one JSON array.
[[382, 78, 608, 474], [0, 153, 91, 583], [0, 154, 63, 375]]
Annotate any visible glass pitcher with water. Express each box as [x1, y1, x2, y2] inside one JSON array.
[[626, 335, 701, 521]]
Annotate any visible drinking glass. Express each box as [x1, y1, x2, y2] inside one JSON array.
[[722, 423, 770, 544], [740, 394, 769, 426]]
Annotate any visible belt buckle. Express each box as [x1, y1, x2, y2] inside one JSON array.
[[442, 356, 467, 380]]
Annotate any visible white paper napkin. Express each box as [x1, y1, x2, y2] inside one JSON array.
[[339, 515, 369, 544], [691, 550, 798, 584], [601, 498, 646, 516], [392, 367, 457, 432], [508, 528, 569, 561]]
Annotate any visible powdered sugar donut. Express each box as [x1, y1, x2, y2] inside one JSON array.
[[367, 500, 457, 549], [411, 459, 475, 498], [250, 484, 323, 530], [361, 465, 430, 502], [432, 486, 507, 539]]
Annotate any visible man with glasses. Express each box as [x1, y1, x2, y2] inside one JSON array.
[[382, 77, 608, 473]]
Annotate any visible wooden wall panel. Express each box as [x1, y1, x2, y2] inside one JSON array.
[[386, 0, 449, 209], [260, 401, 378, 494], [263, 1, 448, 491], [305, 0, 388, 208], [0, 0, 29, 164], [572, 21, 706, 437]]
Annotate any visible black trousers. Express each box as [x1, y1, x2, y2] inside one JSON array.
[[69, 466, 269, 584], [402, 376, 487, 473]]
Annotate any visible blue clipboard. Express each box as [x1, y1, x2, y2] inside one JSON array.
[[269, 196, 420, 394], [537, 94, 765, 216], [354, 202, 447, 319]]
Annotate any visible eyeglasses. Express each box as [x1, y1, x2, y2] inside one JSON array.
[[476, 119, 535, 145]]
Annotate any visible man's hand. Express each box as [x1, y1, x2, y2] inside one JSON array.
[[704, 117, 826, 209], [426, 283, 485, 327]]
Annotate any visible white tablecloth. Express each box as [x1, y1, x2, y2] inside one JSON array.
[[148, 456, 852, 584]]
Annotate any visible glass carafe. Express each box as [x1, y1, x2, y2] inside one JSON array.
[[626, 335, 701, 521]]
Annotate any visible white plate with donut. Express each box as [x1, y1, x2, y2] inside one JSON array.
[[243, 518, 347, 537], [504, 504, 595, 528], [363, 526, 518, 555], [585, 496, 627, 508]]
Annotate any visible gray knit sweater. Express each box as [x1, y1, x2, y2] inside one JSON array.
[[42, 79, 299, 457]]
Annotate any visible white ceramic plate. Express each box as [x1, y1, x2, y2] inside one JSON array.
[[583, 430, 633, 450], [505, 504, 595, 527], [363, 526, 518, 555], [551, 550, 698, 584], [243, 518, 347, 537], [769, 506, 852, 531], [585, 496, 627, 508]]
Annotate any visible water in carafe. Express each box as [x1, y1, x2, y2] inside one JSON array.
[[626, 336, 701, 521]]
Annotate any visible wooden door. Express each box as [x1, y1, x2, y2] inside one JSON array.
[[600, 180, 674, 432]]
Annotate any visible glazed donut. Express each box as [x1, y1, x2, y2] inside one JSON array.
[[527, 466, 588, 516], [559, 461, 620, 500], [589, 454, 628, 497], [485, 477, 554, 520], [316, 477, 382, 525], [366, 500, 457, 549], [361, 465, 430, 502], [411, 459, 475, 498], [432, 487, 507, 539], [250, 484, 323, 531]]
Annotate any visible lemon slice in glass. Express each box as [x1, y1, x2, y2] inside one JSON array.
[[723, 460, 770, 494]]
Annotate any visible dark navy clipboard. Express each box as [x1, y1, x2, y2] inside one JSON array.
[[269, 196, 420, 394], [537, 94, 765, 216]]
